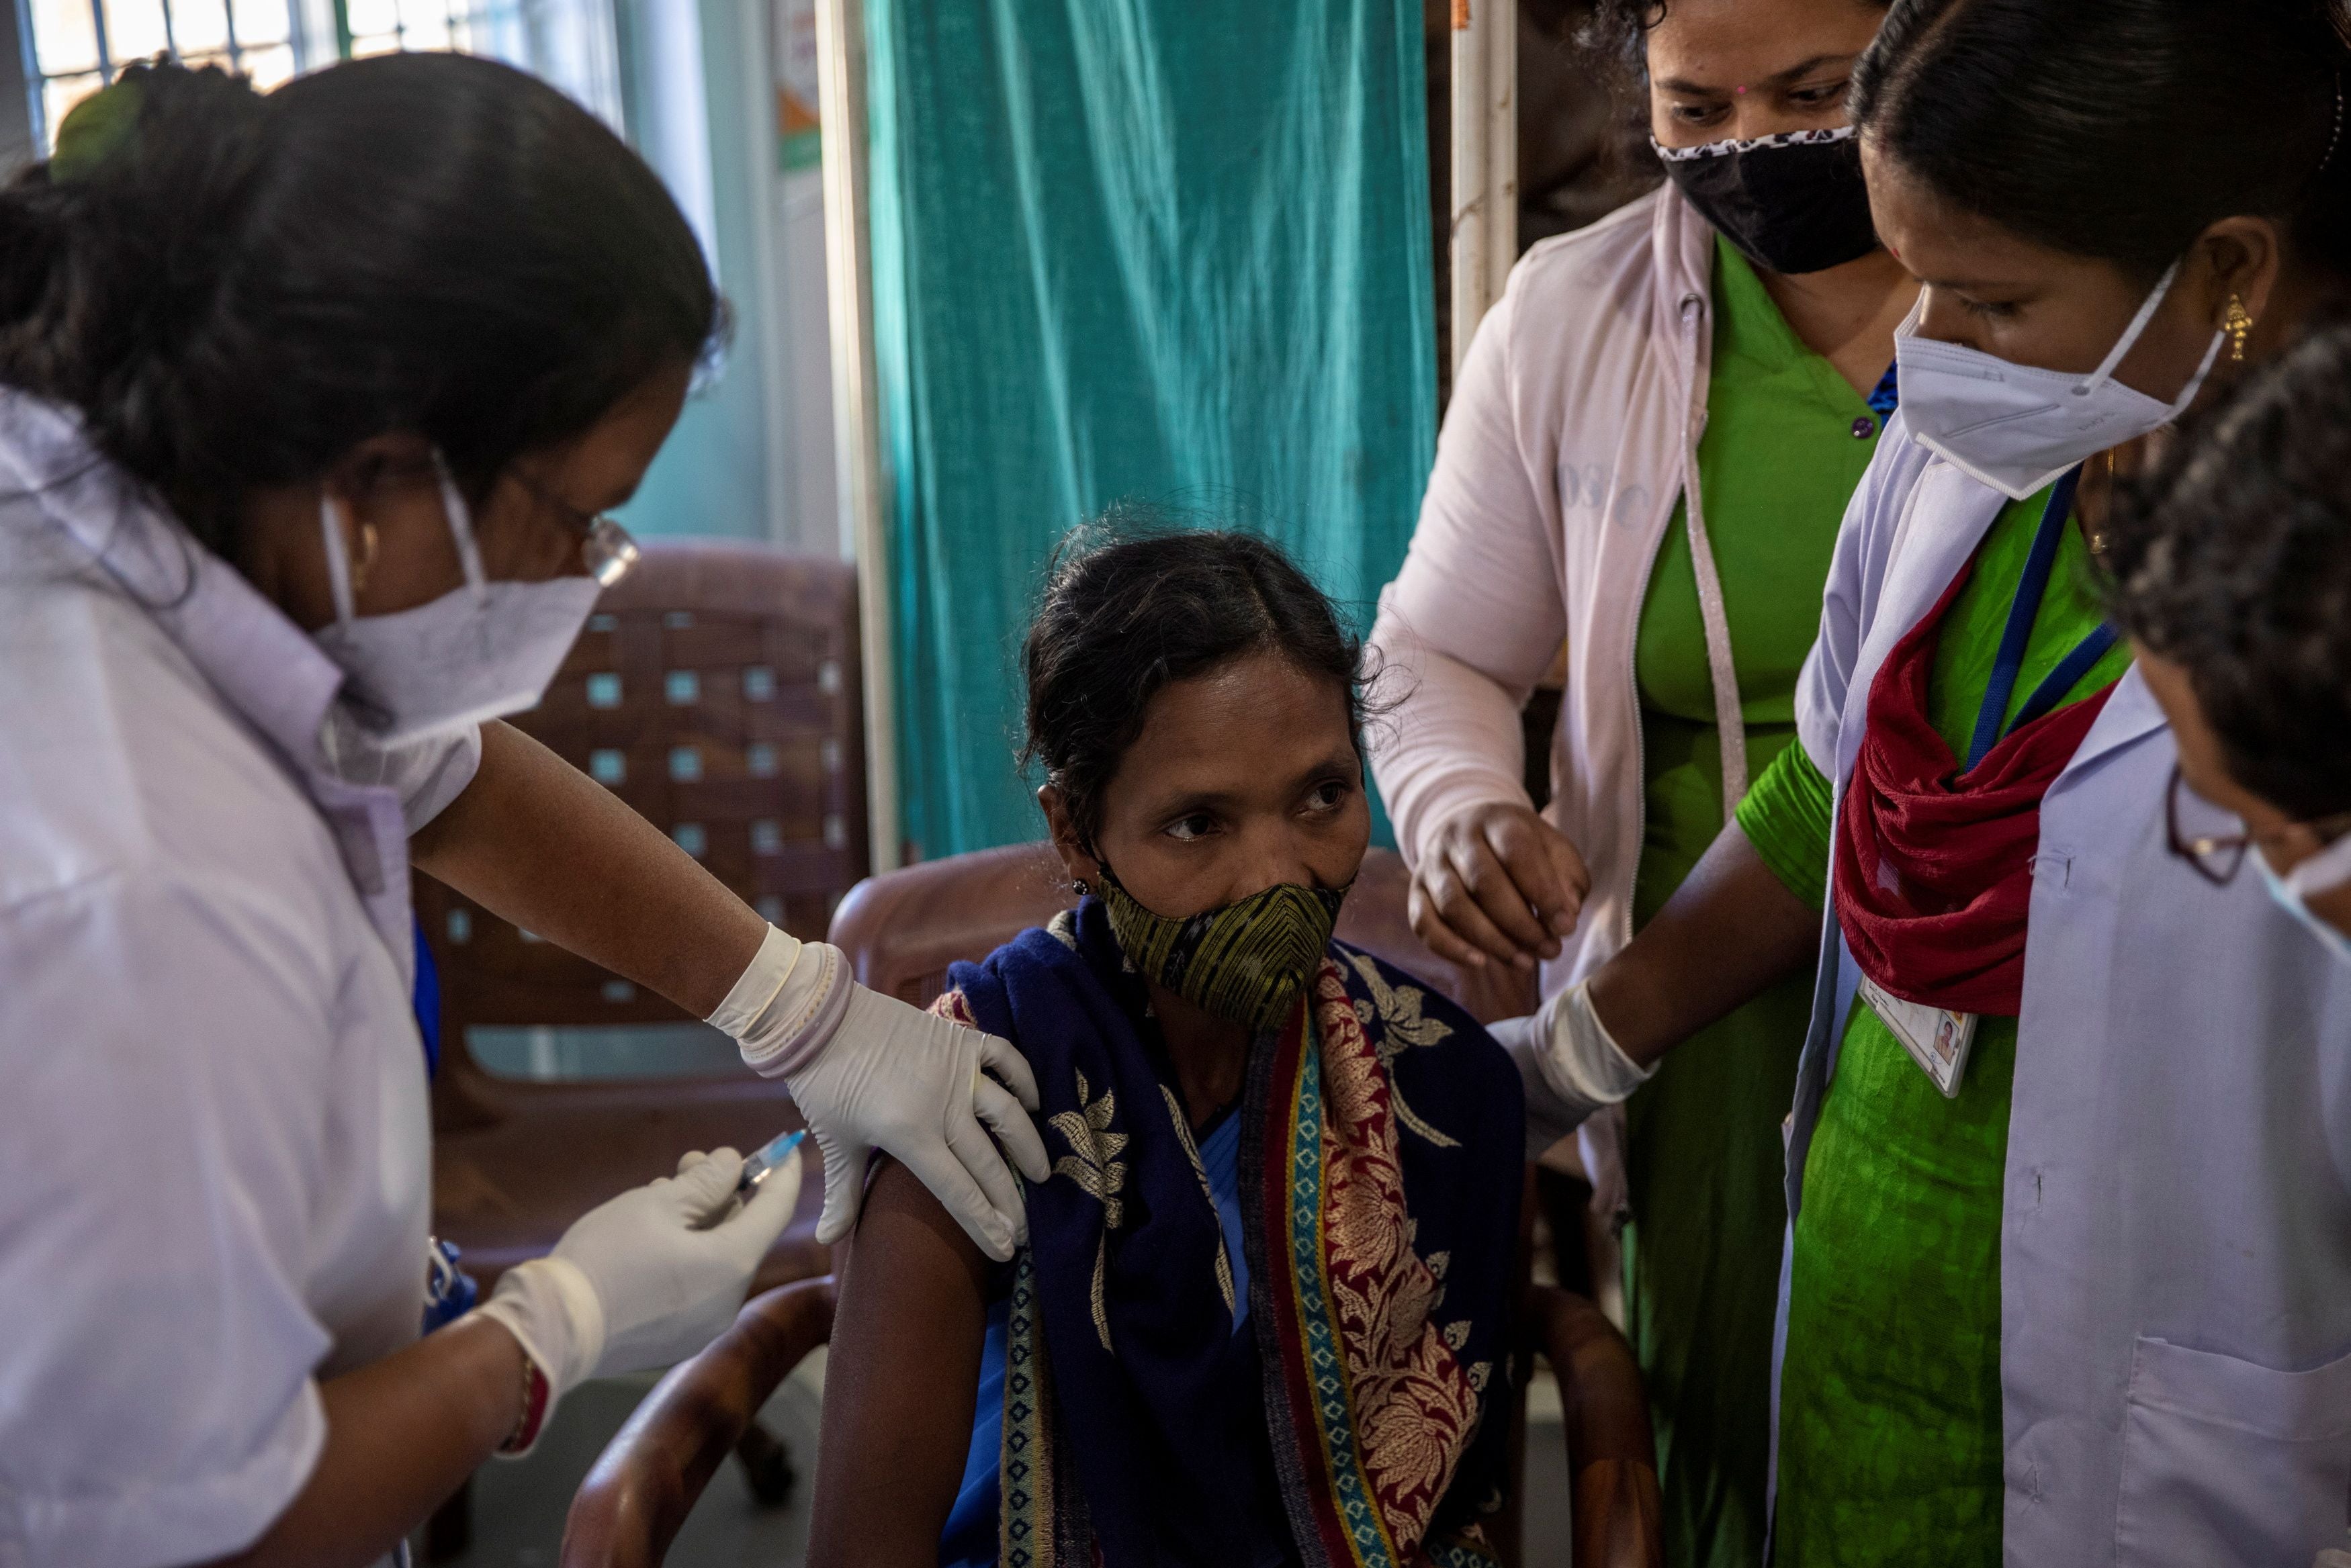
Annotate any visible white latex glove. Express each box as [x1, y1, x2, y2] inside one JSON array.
[[472, 1146, 801, 1405], [1490, 1011, 1592, 1158], [1492, 980, 1654, 1156], [709, 925, 1051, 1262], [791, 986, 1051, 1260], [1579, 1102, 1633, 1234], [2314, 1551, 2351, 1568]]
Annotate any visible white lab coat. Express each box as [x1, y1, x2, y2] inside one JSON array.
[[1777, 411, 2351, 1567], [0, 394, 476, 1568]]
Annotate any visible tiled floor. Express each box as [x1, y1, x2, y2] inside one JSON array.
[[432, 1353, 1574, 1566]]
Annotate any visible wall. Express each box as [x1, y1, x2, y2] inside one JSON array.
[[614, 0, 837, 556]]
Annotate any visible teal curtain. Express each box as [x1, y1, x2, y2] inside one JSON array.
[[867, 0, 1437, 860]]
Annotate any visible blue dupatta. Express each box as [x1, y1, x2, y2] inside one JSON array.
[[934, 899, 1521, 1568]]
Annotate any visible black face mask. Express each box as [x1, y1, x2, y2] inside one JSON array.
[[1655, 127, 1879, 276]]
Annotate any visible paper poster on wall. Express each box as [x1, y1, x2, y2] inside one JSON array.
[[774, 0, 822, 171]]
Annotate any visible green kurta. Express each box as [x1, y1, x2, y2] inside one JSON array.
[[1624, 237, 1883, 1568], [1733, 484, 2133, 1566]]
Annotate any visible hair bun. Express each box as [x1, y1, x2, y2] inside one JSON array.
[[0, 62, 271, 506]]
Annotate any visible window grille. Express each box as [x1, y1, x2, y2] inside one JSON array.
[[16, 0, 621, 153]]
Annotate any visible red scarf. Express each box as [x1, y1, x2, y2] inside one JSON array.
[[1831, 563, 2117, 1017]]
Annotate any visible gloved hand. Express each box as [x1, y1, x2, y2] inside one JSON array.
[[1491, 980, 1654, 1158], [471, 1145, 801, 1405], [790, 986, 1051, 1260], [707, 925, 1051, 1262], [1490, 1011, 1595, 1158]]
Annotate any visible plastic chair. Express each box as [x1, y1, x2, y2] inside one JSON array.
[[414, 541, 867, 1555]]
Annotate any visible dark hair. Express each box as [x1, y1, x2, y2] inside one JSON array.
[[0, 54, 720, 553], [1020, 516, 1368, 853], [2105, 320, 2351, 821], [1582, 0, 1892, 85], [1853, 0, 2351, 281]]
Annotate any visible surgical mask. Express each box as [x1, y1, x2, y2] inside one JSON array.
[[1896, 259, 2225, 502], [2258, 835, 2351, 968], [1096, 870, 1348, 1033], [311, 455, 603, 746], [1654, 126, 1880, 277]]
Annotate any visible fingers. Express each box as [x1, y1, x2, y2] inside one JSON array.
[[1409, 879, 1501, 972], [1417, 845, 1539, 968], [811, 1132, 873, 1248], [1542, 824, 1593, 931], [975, 1068, 1051, 1183], [1460, 824, 1563, 960], [676, 1150, 709, 1176], [1484, 813, 1585, 944], [946, 1095, 1029, 1249], [897, 1136, 1019, 1262], [731, 1146, 803, 1251], [669, 1147, 746, 1226], [977, 1031, 1043, 1113]]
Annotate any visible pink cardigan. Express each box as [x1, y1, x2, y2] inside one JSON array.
[[1369, 184, 1728, 990]]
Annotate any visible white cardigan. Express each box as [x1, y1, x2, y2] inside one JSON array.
[[1369, 183, 1735, 993]]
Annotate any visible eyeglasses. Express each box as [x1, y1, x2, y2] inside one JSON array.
[[2165, 765, 2351, 886], [512, 471, 641, 589]]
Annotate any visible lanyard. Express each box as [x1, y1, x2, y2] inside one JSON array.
[[1867, 357, 1900, 424], [1962, 465, 2121, 773]]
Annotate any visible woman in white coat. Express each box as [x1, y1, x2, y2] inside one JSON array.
[[0, 58, 1044, 1568], [1368, 0, 1911, 1558], [1514, 0, 2351, 1561]]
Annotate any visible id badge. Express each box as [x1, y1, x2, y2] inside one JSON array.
[[1857, 974, 1978, 1098]]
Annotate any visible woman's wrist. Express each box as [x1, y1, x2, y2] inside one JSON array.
[[1584, 961, 1673, 1069], [457, 1313, 537, 1456], [711, 925, 854, 1080]]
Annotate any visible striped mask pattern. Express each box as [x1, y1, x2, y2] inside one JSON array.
[[1098, 873, 1348, 1033]]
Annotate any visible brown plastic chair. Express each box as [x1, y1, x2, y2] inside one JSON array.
[[420, 539, 867, 1292], [415, 541, 867, 1553], [558, 845, 1647, 1567], [562, 1277, 842, 1568], [1532, 1285, 1665, 1568]]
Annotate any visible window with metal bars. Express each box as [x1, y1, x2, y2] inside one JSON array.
[[14, 0, 622, 153]]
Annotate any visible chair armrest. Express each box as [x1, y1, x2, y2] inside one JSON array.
[[1529, 1283, 1663, 1568], [560, 1276, 838, 1568]]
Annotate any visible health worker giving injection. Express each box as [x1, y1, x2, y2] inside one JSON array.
[[0, 56, 1044, 1568]]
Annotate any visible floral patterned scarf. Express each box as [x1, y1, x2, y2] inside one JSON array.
[[934, 898, 1521, 1568]]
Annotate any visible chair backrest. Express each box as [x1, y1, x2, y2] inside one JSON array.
[[416, 540, 869, 1070], [827, 843, 1537, 1025]]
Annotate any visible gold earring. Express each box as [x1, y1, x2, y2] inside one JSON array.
[[2223, 293, 2254, 363], [351, 522, 379, 595]]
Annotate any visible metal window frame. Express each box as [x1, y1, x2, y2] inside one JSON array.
[[17, 0, 293, 148], [20, 0, 611, 150]]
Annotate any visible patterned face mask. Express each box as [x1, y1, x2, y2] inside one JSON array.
[[1096, 870, 1349, 1033]]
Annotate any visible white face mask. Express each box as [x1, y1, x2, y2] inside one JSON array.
[[2258, 834, 2351, 968], [311, 455, 602, 746], [1895, 259, 2226, 501]]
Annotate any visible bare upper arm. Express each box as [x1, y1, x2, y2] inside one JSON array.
[[806, 1157, 993, 1568]]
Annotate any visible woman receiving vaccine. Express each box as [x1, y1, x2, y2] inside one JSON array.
[[1369, 1, 1907, 1560], [1510, 1, 2351, 1561]]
